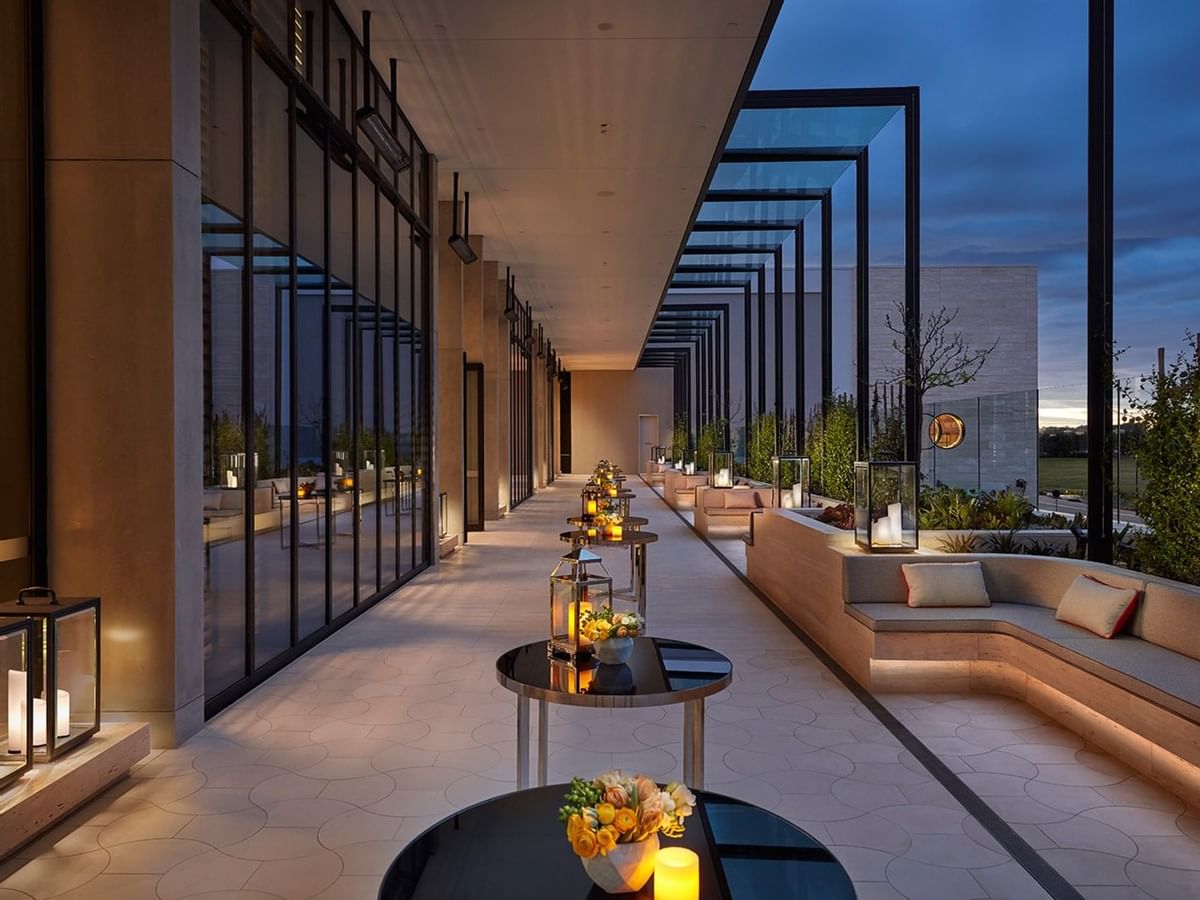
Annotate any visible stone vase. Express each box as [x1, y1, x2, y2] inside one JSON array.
[[581, 832, 659, 894], [593, 636, 634, 665]]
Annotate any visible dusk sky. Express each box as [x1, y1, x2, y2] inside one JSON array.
[[754, 0, 1200, 426]]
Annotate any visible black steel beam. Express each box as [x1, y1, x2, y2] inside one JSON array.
[[903, 90, 921, 465], [795, 222, 805, 447], [721, 147, 864, 163], [1087, 0, 1114, 563], [821, 189, 833, 406], [707, 189, 827, 203], [757, 265, 767, 416], [774, 246, 784, 443], [856, 147, 870, 458]]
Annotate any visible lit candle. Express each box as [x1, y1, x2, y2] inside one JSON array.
[[29, 698, 47, 747], [654, 847, 699, 899], [717, 467, 731, 487], [608, 487, 617, 497], [611, 525, 623, 539], [586, 499, 598, 516], [587, 527, 597, 537], [873, 501, 903, 546], [7, 670, 24, 753], [792, 483, 806, 507], [55, 690, 70, 738]]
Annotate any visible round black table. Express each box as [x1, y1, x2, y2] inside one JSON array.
[[566, 515, 650, 530], [560, 530, 658, 620], [496, 638, 730, 791], [377, 785, 855, 900]]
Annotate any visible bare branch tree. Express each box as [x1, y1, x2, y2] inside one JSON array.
[[883, 298, 998, 401]]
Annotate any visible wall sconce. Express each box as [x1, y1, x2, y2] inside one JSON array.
[[0, 619, 33, 790], [549, 548, 611, 661], [772, 455, 811, 509], [929, 412, 966, 450], [0, 588, 101, 760], [447, 172, 478, 264], [853, 461, 919, 552]]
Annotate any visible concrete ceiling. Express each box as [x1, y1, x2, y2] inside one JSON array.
[[340, 0, 777, 370]]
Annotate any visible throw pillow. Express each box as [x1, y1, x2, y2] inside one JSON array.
[[724, 491, 760, 510], [1055, 574, 1139, 638], [901, 561, 991, 608]]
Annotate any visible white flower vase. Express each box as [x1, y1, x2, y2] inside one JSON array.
[[581, 832, 659, 894], [593, 636, 634, 665]]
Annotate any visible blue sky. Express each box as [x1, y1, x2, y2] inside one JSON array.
[[754, 0, 1200, 426]]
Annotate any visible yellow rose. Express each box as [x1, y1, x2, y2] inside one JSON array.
[[596, 802, 615, 826], [597, 826, 618, 855], [613, 807, 637, 834], [566, 813, 584, 841], [572, 828, 600, 860]]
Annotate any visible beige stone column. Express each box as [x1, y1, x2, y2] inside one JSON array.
[[481, 262, 503, 520], [44, 0, 203, 746], [436, 200, 465, 543], [495, 276, 511, 513]]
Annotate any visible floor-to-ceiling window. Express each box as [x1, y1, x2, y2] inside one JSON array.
[[200, 0, 432, 715], [509, 297, 533, 507]]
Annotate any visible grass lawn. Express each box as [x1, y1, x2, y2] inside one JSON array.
[[1038, 457, 1146, 498]]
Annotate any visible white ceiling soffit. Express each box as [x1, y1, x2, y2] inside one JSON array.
[[341, 0, 778, 370]]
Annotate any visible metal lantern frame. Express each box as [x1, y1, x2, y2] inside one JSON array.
[[853, 461, 919, 553], [0, 618, 33, 790], [581, 484, 606, 519], [709, 451, 735, 488], [772, 455, 812, 510], [549, 548, 612, 661], [0, 588, 101, 760]]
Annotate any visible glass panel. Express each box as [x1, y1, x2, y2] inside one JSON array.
[[726, 105, 900, 150], [357, 173, 379, 601], [0, 625, 29, 773], [710, 160, 852, 191], [55, 609, 98, 740], [465, 366, 482, 529], [329, 165, 354, 618], [252, 55, 292, 668], [698, 198, 818, 225], [251, 0, 290, 55], [379, 200, 399, 585], [296, 125, 326, 640], [413, 235, 426, 564], [201, 1, 247, 698], [397, 221, 414, 575], [687, 228, 792, 247]]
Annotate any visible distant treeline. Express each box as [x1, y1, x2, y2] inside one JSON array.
[[1039, 424, 1145, 458]]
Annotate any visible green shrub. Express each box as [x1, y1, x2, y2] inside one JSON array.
[[745, 413, 776, 483], [1131, 336, 1200, 585], [806, 395, 857, 502]]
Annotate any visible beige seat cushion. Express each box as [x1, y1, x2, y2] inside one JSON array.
[[1056, 575, 1139, 638], [724, 492, 760, 510], [901, 562, 991, 608], [1131, 581, 1200, 661]]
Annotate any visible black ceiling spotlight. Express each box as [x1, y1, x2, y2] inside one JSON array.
[[355, 13, 411, 172], [447, 171, 478, 264], [504, 268, 518, 322]]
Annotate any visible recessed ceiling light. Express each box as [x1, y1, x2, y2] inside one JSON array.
[[597, 22, 614, 31], [601, 229, 610, 234], [596, 190, 615, 198], [434, 23, 446, 31], [727, 21, 739, 28]]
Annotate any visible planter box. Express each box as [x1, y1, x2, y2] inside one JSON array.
[[924, 529, 1077, 554]]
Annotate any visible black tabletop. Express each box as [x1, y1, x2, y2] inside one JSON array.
[[560, 530, 659, 547], [566, 515, 650, 528], [377, 785, 855, 900], [495, 637, 732, 708]]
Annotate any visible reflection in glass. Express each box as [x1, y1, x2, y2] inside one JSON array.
[[358, 173, 379, 601], [201, 1, 246, 698]]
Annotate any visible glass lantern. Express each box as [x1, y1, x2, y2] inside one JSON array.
[[772, 456, 812, 509], [1, 619, 33, 790], [0, 588, 101, 760], [854, 461, 919, 552], [652, 445, 666, 465], [549, 548, 612, 660], [709, 451, 734, 488], [581, 484, 605, 519]]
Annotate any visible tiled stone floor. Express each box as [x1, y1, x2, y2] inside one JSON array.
[[0, 476, 1195, 899]]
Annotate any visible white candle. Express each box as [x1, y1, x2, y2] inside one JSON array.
[[654, 847, 699, 899], [55, 690, 70, 738], [873, 502, 904, 546], [717, 467, 731, 487], [7, 670, 24, 753], [781, 493, 795, 509], [29, 698, 47, 747], [792, 483, 806, 507]]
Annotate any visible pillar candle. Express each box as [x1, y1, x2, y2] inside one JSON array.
[[29, 698, 47, 748], [55, 690, 70, 738], [7, 670, 24, 753], [611, 525, 623, 539], [654, 847, 699, 899], [586, 499, 597, 516]]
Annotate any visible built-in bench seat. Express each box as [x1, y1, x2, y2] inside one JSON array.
[[663, 470, 709, 510], [694, 485, 776, 537], [746, 508, 1200, 806]]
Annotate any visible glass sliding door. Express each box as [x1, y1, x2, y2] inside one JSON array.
[[465, 362, 484, 531], [199, 0, 433, 716]]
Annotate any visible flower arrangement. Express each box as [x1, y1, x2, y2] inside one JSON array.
[[580, 607, 643, 644], [559, 770, 695, 860]]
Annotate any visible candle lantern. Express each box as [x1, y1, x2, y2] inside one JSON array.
[[771, 455, 812, 509], [549, 548, 611, 660], [709, 451, 734, 488], [581, 484, 604, 519], [1, 619, 33, 790], [853, 461, 919, 552], [0, 588, 100, 760]]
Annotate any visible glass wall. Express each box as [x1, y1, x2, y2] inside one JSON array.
[[200, 0, 432, 714], [509, 298, 533, 508]]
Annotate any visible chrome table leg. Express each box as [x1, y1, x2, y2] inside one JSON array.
[[537, 699, 549, 787], [516, 695, 530, 789], [683, 697, 705, 789]]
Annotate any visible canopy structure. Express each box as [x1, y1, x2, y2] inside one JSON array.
[[639, 87, 920, 463]]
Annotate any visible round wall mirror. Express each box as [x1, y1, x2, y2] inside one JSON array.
[[928, 413, 966, 450]]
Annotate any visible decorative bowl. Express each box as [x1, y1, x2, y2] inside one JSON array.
[[593, 636, 634, 665], [581, 832, 658, 893]]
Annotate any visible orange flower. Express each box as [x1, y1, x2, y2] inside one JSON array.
[[596, 802, 615, 826], [603, 785, 629, 808], [635, 776, 658, 803], [572, 828, 600, 859], [639, 807, 664, 835], [613, 807, 637, 834], [566, 814, 584, 841], [597, 825, 618, 855]]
